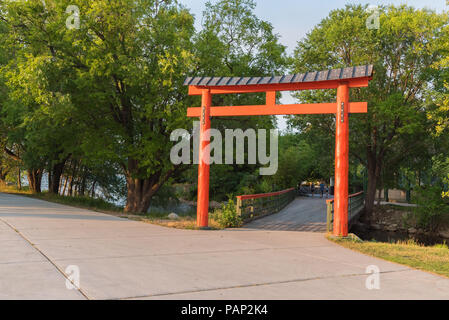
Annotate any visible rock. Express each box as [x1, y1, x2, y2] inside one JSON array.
[[408, 227, 417, 234], [385, 224, 398, 232], [346, 233, 363, 242], [370, 224, 381, 230], [438, 230, 449, 239], [352, 222, 368, 232], [168, 213, 179, 220]]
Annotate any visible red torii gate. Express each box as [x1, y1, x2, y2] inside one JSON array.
[[184, 65, 373, 237]]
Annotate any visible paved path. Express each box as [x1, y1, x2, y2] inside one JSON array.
[[245, 197, 328, 232], [1, 192, 449, 300]]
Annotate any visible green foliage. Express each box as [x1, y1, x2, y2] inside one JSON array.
[[178, 0, 289, 201], [289, 4, 449, 212], [214, 199, 242, 228], [256, 179, 272, 194], [149, 184, 179, 207], [0, 0, 197, 210], [433, 242, 448, 250], [412, 186, 449, 231], [270, 138, 316, 189]]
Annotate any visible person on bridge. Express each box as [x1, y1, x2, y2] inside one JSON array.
[[319, 182, 325, 198]]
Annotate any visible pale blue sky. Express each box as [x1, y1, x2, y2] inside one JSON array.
[[180, 0, 448, 130]]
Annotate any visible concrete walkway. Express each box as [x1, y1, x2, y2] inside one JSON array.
[[1, 192, 449, 300], [245, 197, 328, 232]]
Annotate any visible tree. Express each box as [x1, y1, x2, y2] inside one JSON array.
[[289, 4, 448, 215], [268, 134, 316, 189], [0, 0, 197, 206], [0, 0, 82, 193], [181, 0, 289, 199], [427, 21, 449, 190]]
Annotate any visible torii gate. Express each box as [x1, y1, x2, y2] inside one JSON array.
[[184, 65, 373, 237]]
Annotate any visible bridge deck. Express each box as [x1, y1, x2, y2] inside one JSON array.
[[245, 196, 330, 232]]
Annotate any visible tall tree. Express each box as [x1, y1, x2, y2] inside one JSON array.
[[186, 0, 289, 198], [40, 0, 195, 211], [289, 4, 448, 215], [0, 0, 82, 193], [33, 0, 194, 211]]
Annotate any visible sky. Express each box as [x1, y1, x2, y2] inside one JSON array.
[[179, 0, 449, 130]]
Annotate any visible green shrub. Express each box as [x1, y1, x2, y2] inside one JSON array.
[[214, 199, 242, 228], [412, 186, 449, 231], [433, 241, 448, 249], [256, 180, 272, 193]]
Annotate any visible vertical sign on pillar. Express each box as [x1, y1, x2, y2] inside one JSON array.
[[197, 89, 212, 228], [334, 82, 349, 237]]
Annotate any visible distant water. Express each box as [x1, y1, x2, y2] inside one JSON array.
[[25, 173, 196, 215]]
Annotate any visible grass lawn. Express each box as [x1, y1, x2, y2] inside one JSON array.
[[330, 236, 449, 278], [0, 185, 224, 229], [123, 213, 222, 230]]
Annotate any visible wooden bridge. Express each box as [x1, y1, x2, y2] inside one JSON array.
[[237, 188, 364, 233]]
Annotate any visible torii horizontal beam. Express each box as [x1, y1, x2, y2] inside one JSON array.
[[187, 102, 367, 117]]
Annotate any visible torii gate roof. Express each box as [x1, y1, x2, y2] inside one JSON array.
[[184, 65, 373, 89]]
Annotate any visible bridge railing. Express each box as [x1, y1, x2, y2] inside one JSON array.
[[236, 188, 296, 222], [326, 191, 364, 233]]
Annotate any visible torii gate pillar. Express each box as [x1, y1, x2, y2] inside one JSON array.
[[334, 83, 350, 236], [197, 89, 212, 228]]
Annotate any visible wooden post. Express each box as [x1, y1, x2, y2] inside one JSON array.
[[333, 82, 349, 237], [197, 89, 212, 228], [236, 196, 242, 219], [326, 200, 333, 233]]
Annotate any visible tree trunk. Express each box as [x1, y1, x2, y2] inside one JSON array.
[[68, 161, 78, 196], [17, 168, 21, 190], [365, 153, 381, 217], [48, 171, 52, 193], [0, 169, 7, 186], [62, 175, 68, 196], [68, 176, 74, 196], [49, 161, 66, 194], [80, 172, 87, 196], [124, 169, 164, 213], [377, 188, 382, 205], [59, 177, 64, 195], [124, 156, 177, 213], [76, 166, 86, 196], [125, 177, 158, 213], [27, 169, 42, 193], [90, 180, 96, 198]]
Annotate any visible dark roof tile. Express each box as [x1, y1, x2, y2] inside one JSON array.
[[185, 65, 373, 87]]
